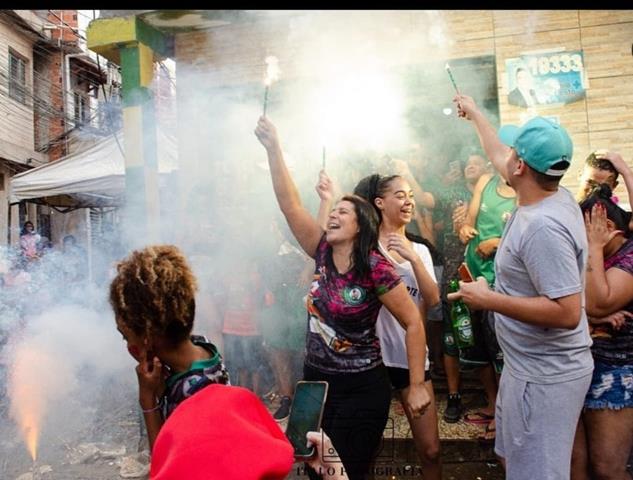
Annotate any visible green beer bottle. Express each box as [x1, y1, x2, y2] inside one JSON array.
[[448, 279, 475, 348]]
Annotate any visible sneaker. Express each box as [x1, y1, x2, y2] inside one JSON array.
[[443, 393, 463, 423], [262, 388, 279, 403], [273, 396, 292, 421]]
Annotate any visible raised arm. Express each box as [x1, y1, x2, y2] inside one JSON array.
[[600, 151, 633, 232], [584, 203, 633, 316], [315, 169, 335, 230], [391, 158, 436, 209], [454, 94, 512, 183], [459, 173, 492, 244], [415, 209, 436, 246], [379, 284, 431, 415], [255, 117, 323, 258]]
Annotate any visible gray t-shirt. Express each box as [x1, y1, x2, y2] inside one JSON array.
[[494, 187, 593, 384]]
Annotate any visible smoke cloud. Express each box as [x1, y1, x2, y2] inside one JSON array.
[[1, 10, 504, 476]]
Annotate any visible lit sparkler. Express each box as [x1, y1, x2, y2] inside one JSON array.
[[322, 146, 326, 170], [445, 62, 460, 94], [262, 56, 280, 117]]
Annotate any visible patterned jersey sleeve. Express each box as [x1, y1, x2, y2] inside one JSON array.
[[370, 250, 402, 296], [607, 238, 633, 277], [314, 233, 329, 265]]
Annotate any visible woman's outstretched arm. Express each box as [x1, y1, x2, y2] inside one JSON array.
[[255, 116, 323, 258]]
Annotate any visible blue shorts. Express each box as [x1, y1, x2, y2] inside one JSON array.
[[584, 361, 633, 410]]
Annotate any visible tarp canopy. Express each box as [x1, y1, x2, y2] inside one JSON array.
[[9, 129, 178, 209]]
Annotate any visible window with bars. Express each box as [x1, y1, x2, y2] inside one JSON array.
[[9, 49, 28, 105]]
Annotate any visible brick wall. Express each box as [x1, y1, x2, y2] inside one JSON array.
[[174, 10, 633, 195], [33, 48, 67, 161], [46, 49, 66, 161], [47, 10, 79, 45]]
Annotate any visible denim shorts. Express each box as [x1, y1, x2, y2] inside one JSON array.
[[584, 361, 633, 410]]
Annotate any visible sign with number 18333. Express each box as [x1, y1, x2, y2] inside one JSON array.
[[506, 50, 586, 108]]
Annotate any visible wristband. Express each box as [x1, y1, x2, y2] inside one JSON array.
[[141, 399, 162, 413]]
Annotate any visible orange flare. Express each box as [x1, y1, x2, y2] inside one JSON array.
[[24, 418, 38, 461], [9, 347, 48, 461]]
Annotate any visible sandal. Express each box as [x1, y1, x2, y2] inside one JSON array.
[[393, 402, 406, 417], [478, 422, 496, 443], [464, 411, 494, 425]]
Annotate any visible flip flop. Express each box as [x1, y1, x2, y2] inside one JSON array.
[[464, 411, 494, 425], [478, 422, 496, 443]]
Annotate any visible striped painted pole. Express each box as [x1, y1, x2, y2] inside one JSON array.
[[87, 17, 170, 246]]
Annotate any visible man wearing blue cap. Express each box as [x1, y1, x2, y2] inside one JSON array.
[[447, 94, 593, 480]]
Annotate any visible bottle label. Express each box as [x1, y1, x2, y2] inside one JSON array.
[[456, 316, 474, 346]]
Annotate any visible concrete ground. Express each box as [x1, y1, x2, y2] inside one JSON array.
[[1, 367, 629, 479]]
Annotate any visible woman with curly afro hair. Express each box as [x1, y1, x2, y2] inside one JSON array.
[[110, 245, 229, 450]]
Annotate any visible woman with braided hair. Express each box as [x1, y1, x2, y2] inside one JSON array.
[[353, 173, 443, 480], [109, 245, 229, 451]]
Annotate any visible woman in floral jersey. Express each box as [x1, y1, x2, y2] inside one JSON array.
[[255, 116, 430, 480], [572, 184, 633, 479]]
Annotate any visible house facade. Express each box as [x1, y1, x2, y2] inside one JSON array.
[[1, 10, 118, 248]]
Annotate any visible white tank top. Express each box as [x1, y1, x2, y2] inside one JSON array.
[[377, 241, 436, 370]]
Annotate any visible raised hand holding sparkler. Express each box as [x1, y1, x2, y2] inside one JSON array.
[[315, 168, 336, 230], [255, 116, 281, 153], [453, 94, 476, 120], [262, 56, 280, 117], [315, 169, 334, 203]]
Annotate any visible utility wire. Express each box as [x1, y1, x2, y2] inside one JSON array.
[[0, 65, 103, 127], [93, 9, 125, 161], [1, 9, 174, 159], [47, 10, 86, 42]]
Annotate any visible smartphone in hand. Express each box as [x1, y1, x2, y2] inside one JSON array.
[[285, 381, 329, 458], [458, 262, 474, 283]]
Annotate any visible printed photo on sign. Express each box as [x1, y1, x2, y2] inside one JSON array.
[[506, 51, 586, 108]]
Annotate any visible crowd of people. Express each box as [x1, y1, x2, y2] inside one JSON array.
[[103, 93, 632, 479], [0, 230, 90, 313]]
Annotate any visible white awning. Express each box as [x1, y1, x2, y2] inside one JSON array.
[[10, 129, 178, 208]]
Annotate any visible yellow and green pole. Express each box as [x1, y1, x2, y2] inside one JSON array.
[[87, 16, 171, 245]]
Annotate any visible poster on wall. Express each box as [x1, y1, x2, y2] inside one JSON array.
[[505, 50, 586, 108]]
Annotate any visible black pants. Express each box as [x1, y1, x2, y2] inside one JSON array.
[[458, 309, 504, 373], [303, 363, 391, 480]]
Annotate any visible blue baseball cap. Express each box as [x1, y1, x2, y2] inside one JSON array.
[[498, 116, 573, 177]]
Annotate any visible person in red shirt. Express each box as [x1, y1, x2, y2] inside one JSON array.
[[221, 257, 267, 396]]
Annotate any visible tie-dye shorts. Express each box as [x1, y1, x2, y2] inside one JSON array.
[[584, 360, 633, 410]]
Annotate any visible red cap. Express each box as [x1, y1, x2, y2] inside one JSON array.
[[150, 384, 294, 480]]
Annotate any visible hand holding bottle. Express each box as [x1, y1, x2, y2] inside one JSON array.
[[447, 277, 491, 311]]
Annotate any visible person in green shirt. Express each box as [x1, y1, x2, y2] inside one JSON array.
[[458, 172, 516, 441], [461, 174, 517, 285]]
